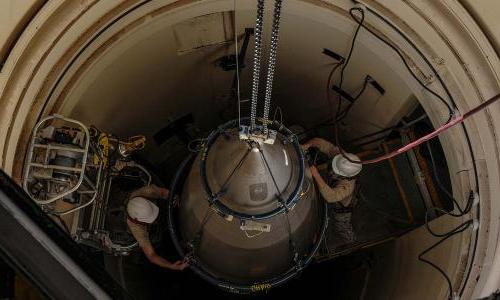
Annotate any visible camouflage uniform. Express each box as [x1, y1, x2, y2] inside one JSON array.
[[312, 139, 356, 246]]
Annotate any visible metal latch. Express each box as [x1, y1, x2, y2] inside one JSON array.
[[240, 220, 271, 233], [239, 125, 277, 145]]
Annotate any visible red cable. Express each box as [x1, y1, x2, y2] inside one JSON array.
[[342, 93, 500, 165]]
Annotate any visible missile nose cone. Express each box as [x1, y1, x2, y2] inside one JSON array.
[[204, 130, 298, 215], [169, 121, 327, 291]]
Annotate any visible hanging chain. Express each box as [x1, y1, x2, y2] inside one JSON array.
[[263, 0, 283, 135], [249, 0, 284, 135], [250, 0, 265, 131], [234, 0, 242, 129]]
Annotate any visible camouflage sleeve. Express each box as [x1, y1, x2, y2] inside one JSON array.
[[315, 138, 340, 159], [317, 179, 356, 206]]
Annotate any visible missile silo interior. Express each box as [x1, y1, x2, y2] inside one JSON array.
[[1, 0, 500, 299]]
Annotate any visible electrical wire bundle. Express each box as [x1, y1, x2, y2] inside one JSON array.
[[335, 7, 500, 165], [421, 141, 475, 300], [331, 5, 489, 299]]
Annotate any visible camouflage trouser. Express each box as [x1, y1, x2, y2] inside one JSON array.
[[327, 204, 355, 249], [332, 211, 355, 244]]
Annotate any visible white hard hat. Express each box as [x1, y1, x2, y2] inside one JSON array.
[[332, 153, 362, 178], [127, 197, 159, 224]]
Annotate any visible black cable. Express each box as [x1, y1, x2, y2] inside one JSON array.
[[217, 147, 251, 195], [359, 7, 479, 294], [259, 148, 300, 265], [418, 220, 472, 300], [335, 5, 455, 129], [358, 7, 480, 235], [259, 148, 283, 200], [333, 7, 365, 156], [187, 138, 206, 153], [294, 112, 426, 143], [315, 5, 479, 298], [333, 7, 457, 158], [335, 7, 453, 150], [418, 141, 475, 298], [332, 9, 474, 299], [188, 206, 215, 257], [348, 114, 428, 145], [425, 141, 473, 215], [335, 75, 370, 123], [348, 8, 454, 120], [425, 207, 466, 236], [410, 141, 475, 299], [336, 6, 475, 196], [335, 8, 365, 123], [353, 77, 370, 100], [414, 141, 475, 299], [326, 62, 344, 119], [362, 5, 457, 112]]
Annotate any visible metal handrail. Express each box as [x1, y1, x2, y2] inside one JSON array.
[[23, 115, 90, 205]]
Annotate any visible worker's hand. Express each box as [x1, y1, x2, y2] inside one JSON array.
[[169, 260, 189, 271], [302, 142, 312, 151], [159, 188, 170, 199], [310, 165, 319, 177]]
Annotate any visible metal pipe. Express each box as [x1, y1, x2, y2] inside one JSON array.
[[401, 134, 436, 219], [408, 130, 443, 209]]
